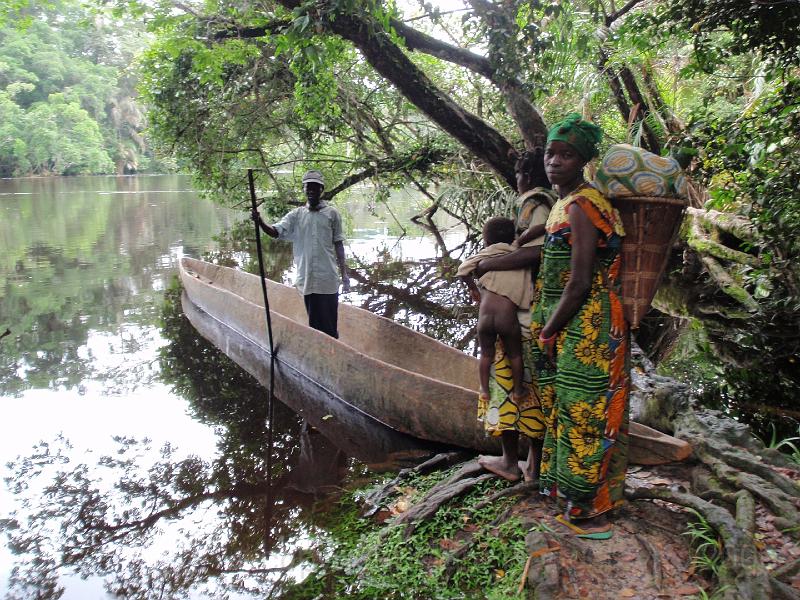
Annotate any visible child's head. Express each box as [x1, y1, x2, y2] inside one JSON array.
[[514, 147, 550, 193], [483, 216, 516, 246]]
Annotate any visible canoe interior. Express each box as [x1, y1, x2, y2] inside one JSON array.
[[181, 257, 480, 392], [180, 291, 445, 465]]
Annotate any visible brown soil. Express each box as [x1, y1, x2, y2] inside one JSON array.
[[501, 463, 800, 598]]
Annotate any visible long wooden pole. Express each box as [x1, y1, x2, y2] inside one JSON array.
[[248, 169, 277, 554]]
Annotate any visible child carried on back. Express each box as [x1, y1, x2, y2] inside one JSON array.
[[457, 216, 546, 405]]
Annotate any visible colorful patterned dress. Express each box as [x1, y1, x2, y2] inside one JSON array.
[[476, 188, 555, 439], [529, 183, 630, 519]]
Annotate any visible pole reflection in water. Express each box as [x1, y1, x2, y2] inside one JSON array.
[[1, 179, 479, 598]]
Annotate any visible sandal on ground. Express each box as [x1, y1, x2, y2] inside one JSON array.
[[555, 514, 613, 540]]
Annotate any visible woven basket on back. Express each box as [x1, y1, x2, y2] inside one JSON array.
[[613, 195, 688, 329]]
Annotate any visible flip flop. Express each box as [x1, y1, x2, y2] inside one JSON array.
[[555, 514, 613, 540]]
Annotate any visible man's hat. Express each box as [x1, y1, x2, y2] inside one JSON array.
[[301, 170, 325, 187]]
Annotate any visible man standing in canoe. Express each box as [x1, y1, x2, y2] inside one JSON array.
[[252, 169, 350, 338]]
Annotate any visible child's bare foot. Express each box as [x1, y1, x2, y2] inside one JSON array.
[[478, 455, 521, 482], [517, 460, 539, 483]]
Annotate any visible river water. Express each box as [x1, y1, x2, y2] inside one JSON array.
[[0, 175, 468, 598]]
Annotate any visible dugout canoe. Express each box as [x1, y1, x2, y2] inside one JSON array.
[[179, 257, 691, 464]]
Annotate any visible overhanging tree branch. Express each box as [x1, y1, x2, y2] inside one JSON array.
[[323, 147, 453, 198], [216, 2, 544, 186], [286, 1, 516, 187], [464, 0, 548, 148], [389, 19, 494, 80], [605, 0, 646, 26], [393, 18, 548, 149]]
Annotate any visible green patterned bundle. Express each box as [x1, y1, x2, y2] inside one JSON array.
[[594, 144, 687, 199]]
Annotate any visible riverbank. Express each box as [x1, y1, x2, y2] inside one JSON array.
[[281, 445, 800, 599], [273, 354, 800, 600]]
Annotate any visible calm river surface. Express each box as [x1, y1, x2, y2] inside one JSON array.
[[0, 175, 464, 598]]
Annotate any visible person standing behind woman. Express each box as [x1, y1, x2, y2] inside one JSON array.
[[473, 149, 556, 483], [531, 114, 629, 539]]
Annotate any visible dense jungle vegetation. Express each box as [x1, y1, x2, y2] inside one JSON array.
[[1, 0, 798, 413], [0, 2, 156, 175]]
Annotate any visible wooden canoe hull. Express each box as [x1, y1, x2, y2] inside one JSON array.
[[180, 257, 492, 452], [628, 421, 692, 465], [180, 292, 442, 466], [179, 258, 691, 464]]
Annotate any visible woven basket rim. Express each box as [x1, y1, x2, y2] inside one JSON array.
[[611, 195, 688, 207]]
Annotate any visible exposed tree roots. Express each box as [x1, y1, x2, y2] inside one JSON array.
[[360, 451, 470, 517], [629, 349, 800, 598], [395, 460, 491, 536], [356, 354, 800, 598], [627, 486, 772, 599]]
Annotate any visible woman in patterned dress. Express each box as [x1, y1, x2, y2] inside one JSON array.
[[531, 114, 629, 538]]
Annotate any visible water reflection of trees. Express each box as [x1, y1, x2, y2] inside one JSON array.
[[3, 285, 343, 598], [0, 177, 234, 396], [350, 251, 479, 354]]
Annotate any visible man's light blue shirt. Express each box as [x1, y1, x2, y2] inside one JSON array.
[[272, 201, 345, 295]]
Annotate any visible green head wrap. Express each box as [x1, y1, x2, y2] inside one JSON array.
[[546, 113, 603, 161]]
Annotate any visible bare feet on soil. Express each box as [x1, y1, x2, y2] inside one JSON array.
[[478, 454, 521, 482], [518, 459, 538, 483]]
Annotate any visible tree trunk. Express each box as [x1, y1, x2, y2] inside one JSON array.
[[275, 0, 518, 188]]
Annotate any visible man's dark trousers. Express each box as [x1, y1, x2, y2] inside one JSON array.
[[304, 293, 339, 338]]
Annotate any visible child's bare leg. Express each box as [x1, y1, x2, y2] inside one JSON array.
[[518, 437, 541, 482], [497, 313, 525, 398], [476, 296, 522, 482], [507, 354, 525, 398], [476, 315, 496, 396]]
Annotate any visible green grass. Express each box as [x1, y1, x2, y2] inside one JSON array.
[[277, 467, 532, 599], [683, 509, 723, 578], [758, 424, 800, 465]]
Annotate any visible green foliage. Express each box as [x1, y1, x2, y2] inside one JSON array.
[[277, 470, 529, 599], [677, 73, 800, 407], [683, 509, 723, 578], [135, 1, 458, 210], [619, 0, 800, 413], [661, 0, 800, 70], [272, 0, 398, 131], [25, 93, 114, 174], [758, 425, 800, 466], [690, 585, 731, 600], [0, 1, 151, 175]]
